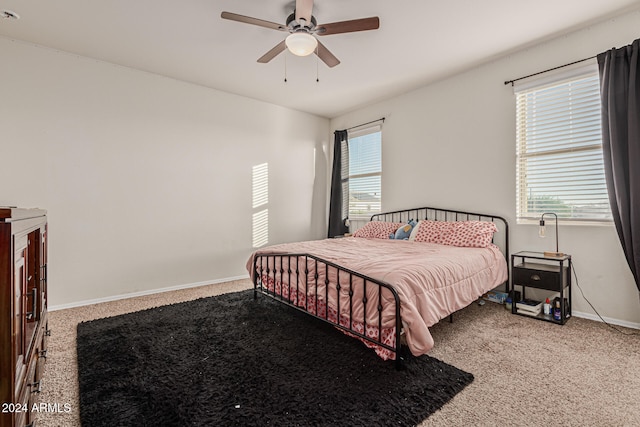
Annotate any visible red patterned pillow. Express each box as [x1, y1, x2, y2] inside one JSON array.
[[439, 221, 498, 248], [353, 221, 403, 239], [411, 220, 453, 244]]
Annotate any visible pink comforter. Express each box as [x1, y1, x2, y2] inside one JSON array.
[[246, 237, 508, 356]]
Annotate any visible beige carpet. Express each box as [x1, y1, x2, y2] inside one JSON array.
[[36, 279, 640, 426]]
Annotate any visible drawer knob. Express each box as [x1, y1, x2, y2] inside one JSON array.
[[531, 274, 541, 281]]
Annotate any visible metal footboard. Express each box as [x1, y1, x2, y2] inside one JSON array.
[[252, 253, 404, 370], [250, 205, 510, 371]]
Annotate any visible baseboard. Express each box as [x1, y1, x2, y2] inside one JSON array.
[[50, 279, 640, 330], [572, 310, 640, 330], [49, 275, 250, 311]]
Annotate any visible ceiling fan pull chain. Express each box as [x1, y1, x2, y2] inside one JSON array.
[[316, 45, 319, 83], [284, 53, 288, 83]]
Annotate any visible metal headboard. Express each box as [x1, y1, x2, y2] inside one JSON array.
[[370, 206, 510, 287]]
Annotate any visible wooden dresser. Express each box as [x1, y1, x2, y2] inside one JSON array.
[[0, 208, 49, 427]]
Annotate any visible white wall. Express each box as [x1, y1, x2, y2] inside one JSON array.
[[331, 11, 640, 327], [0, 37, 330, 307]]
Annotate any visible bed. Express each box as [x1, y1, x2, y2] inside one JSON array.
[[246, 206, 509, 369]]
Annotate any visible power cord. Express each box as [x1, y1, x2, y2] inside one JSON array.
[[571, 263, 640, 336]]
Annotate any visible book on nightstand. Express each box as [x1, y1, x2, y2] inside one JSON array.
[[516, 298, 543, 315], [517, 308, 542, 316]]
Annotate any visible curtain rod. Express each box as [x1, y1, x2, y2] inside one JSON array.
[[504, 55, 597, 86], [347, 117, 385, 131]]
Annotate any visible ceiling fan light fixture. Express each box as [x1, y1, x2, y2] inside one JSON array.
[[285, 32, 317, 56]]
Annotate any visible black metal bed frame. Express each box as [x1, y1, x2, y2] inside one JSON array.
[[251, 206, 509, 370]]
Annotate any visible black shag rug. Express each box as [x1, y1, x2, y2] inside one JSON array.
[[77, 290, 473, 426]]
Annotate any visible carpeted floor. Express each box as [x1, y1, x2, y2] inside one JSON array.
[[36, 279, 640, 426], [76, 290, 473, 426]]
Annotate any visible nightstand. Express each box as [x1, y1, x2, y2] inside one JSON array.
[[510, 251, 572, 324]]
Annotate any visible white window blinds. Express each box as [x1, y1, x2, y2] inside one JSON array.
[[515, 63, 612, 222], [348, 125, 382, 219]]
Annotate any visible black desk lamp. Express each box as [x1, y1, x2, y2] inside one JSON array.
[[539, 212, 564, 257]]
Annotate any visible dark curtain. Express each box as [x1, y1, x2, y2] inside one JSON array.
[[597, 38, 640, 291], [328, 130, 349, 238]]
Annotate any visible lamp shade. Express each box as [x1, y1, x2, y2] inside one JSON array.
[[285, 33, 317, 57]]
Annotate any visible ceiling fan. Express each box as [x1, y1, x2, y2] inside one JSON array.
[[221, 0, 380, 68]]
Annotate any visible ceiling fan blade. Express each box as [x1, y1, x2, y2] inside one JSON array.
[[316, 17, 380, 36], [221, 11, 286, 32], [295, 0, 314, 24], [257, 40, 287, 63], [315, 40, 340, 68]]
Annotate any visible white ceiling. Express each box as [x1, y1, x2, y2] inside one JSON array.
[[1, 0, 639, 118]]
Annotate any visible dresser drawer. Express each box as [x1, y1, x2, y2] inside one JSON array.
[[512, 262, 566, 292]]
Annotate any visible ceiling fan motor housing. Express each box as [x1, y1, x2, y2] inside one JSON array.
[[286, 12, 317, 32]]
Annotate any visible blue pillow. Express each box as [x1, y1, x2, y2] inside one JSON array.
[[389, 219, 417, 240]]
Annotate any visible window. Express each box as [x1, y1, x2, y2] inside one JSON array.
[[347, 126, 382, 219], [515, 63, 612, 223]]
